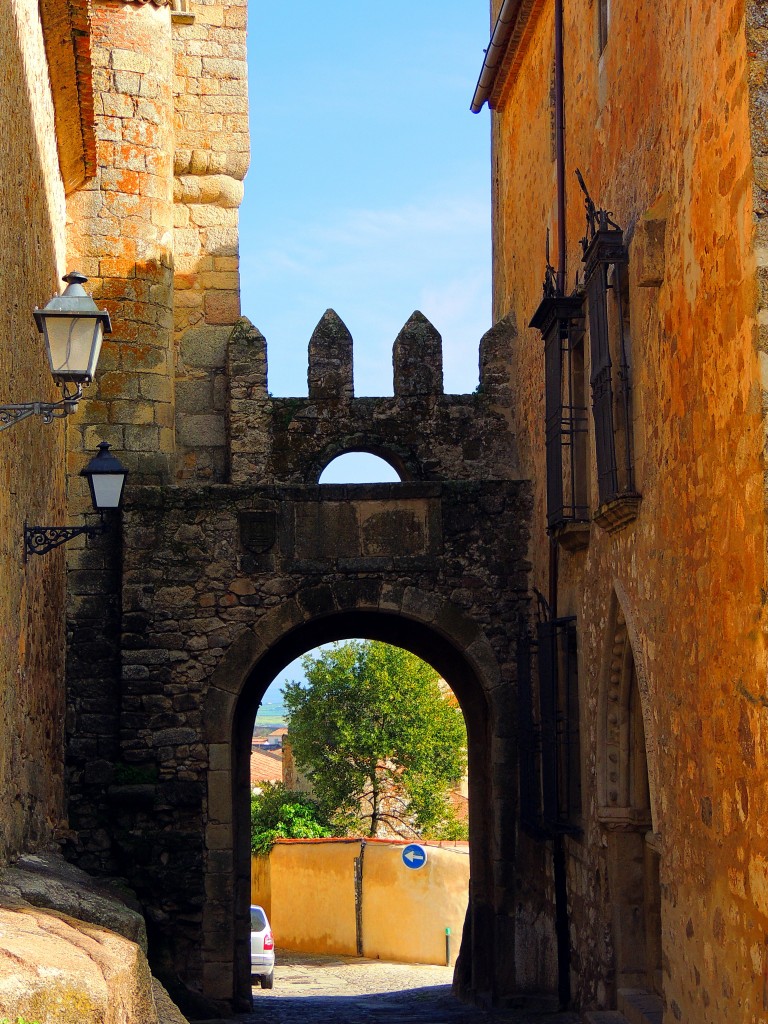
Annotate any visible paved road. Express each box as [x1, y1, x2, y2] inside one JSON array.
[[196, 950, 580, 1024]]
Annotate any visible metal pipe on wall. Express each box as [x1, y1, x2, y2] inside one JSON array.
[[552, 0, 571, 1009], [554, 0, 567, 293]]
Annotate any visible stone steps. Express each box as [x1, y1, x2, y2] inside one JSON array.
[[617, 987, 664, 1024], [582, 987, 664, 1024], [582, 1012, 629, 1024]]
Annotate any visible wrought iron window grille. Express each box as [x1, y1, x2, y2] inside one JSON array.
[[576, 171, 639, 521], [530, 236, 590, 534], [517, 604, 582, 838]]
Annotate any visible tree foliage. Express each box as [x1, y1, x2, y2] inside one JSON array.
[[283, 641, 468, 839], [250, 782, 336, 856]]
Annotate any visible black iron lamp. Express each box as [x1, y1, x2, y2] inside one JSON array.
[[25, 442, 128, 558], [1, 271, 111, 431]]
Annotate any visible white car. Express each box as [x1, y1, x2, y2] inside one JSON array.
[[250, 904, 275, 989]]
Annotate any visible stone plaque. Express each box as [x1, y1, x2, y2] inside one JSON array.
[[239, 510, 277, 553]]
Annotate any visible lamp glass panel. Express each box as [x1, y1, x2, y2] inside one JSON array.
[[90, 473, 125, 509], [44, 316, 103, 380]]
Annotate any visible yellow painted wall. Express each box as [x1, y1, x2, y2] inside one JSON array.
[[267, 840, 360, 957], [361, 842, 468, 966], [250, 853, 272, 923], [252, 839, 469, 966]]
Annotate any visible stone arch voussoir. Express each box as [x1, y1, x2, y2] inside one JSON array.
[[204, 585, 500, 726]]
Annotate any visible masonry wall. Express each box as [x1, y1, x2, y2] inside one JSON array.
[[109, 475, 530, 1002], [62, 309, 534, 1006], [63, 0, 249, 876], [489, 1, 768, 1020], [172, 0, 249, 482], [0, 0, 69, 865]]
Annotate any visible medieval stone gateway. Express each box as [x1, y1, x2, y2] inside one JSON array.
[[66, 313, 545, 1012]]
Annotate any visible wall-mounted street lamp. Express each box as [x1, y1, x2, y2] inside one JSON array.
[[1, 271, 111, 431], [25, 442, 128, 559]]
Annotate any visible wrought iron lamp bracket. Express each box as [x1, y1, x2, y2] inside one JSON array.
[[24, 514, 104, 559], [0, 383, 83, 432]]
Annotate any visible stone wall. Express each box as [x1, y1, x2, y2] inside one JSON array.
[[227, 311, 518, 485], [172, 0, 249, 482], [63, 0, 249, 490], [111, 475, 531, 1008], [63, 0, 249, 880], [487, 1, 768, 1020], [67, 0, 176, 490], [0, 0, 69, 866]]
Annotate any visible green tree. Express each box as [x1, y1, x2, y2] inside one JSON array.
[[250, 782, 336, 856], [283, 641, 468, 839]]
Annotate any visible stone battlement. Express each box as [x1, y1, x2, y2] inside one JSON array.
[[222, 310, 518, 486]]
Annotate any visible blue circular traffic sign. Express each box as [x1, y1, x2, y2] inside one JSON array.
[[402, 843, 428, 870]]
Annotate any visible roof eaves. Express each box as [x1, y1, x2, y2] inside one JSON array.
[[471, 0, 548, 113]]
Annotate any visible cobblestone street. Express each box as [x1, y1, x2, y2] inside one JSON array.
[[196, 950, 580, 1024]]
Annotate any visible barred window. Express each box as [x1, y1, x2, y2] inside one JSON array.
[[577, 174, 639, 520], [530, 294, 589, 531], [517, 616, 582, 835]]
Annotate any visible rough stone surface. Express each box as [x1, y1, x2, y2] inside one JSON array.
[[0, 852, 147, 949], [0, 853, 188, 1023]]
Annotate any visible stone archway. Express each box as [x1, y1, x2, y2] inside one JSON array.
[[202, 592, 503, 1009], [66, 314, 534, 1014], [597, 591, 663, 1002]]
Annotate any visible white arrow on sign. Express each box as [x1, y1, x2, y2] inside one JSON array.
[[402, 844, 428, 869]]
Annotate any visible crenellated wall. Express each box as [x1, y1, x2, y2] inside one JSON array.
[[63, 301, 537, 1012], [227, 310, 518, 486]]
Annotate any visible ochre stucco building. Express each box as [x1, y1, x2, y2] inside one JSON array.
[[473, 0, 768, 1021]]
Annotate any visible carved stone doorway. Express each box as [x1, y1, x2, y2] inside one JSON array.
[[599, 602, 663, 1001]]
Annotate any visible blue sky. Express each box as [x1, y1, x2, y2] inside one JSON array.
[[241, 3, 492, 703], [240, 1, 492, 400]]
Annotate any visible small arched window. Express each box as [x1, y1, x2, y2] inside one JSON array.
[[319, 452, 402, 484]]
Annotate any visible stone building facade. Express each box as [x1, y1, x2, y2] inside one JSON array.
[[0, 0, 82, 869], [474, 1, 768, 1022]]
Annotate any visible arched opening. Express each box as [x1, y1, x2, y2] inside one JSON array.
[[599, 601, 663, 1004], [319, 452, 403, 484], [204, 604, 498, 1011], [248, 640, 469, 988]]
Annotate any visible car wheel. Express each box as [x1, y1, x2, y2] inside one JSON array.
[[261, 970, 274, 989]]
